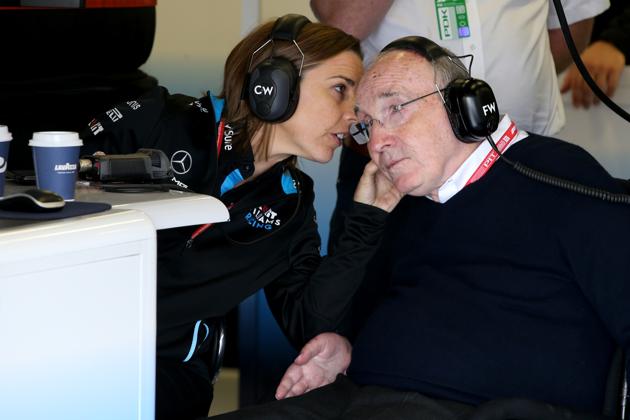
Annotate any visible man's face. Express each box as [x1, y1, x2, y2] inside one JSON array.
[[356, 51, 472, 198]]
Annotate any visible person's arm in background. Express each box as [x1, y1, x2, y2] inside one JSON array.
[[560, 2, 629, 108], [547, 0, 610, 73], [548, 18, 594, 74], [309, 0, 394, 40], [79, 85, 169, 156], [80, 87, 219, 193]]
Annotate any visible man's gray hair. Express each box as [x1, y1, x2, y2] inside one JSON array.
[[431, 53, 470, 88], [374, 45, 470, 89]]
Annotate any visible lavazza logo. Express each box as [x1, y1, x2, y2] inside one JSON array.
[[54, 162, 77, 173]]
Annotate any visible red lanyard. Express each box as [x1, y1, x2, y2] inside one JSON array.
[[187, 202, 234, 247], [465, 121, 518, 186], [186, 119, 231, 248], [216, 119, 226, 156]]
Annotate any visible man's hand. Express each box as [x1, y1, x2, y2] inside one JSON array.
[[275, 333, 352, 400], [549, 18, 594, 74], [353, 161, 403, 213], [560, 41, 626, 109]]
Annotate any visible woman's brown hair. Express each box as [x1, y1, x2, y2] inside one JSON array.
[[219, 17, 362, 162]]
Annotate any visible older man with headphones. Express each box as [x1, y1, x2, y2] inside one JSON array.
[[210, 36, 630, 420]]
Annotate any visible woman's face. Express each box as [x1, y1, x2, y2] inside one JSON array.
[[274, 50, 363, 163]]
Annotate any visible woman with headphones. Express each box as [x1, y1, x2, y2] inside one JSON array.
[[81, 13, 401, 420]]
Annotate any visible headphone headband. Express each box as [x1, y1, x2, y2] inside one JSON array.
[[271, 14, 310, 42]]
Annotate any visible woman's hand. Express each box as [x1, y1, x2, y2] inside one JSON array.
[[353, 160, 403, 213], [560, 41, 626, 109], [275, 333, 352, 400]]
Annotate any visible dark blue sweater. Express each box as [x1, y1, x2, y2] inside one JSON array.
[[348, 134, 630, 414]]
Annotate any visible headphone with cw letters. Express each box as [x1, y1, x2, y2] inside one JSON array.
[[381, 36, 499, 143], [244, 14, 310, 123]]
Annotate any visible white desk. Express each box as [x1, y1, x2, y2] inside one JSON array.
[[74, 185, 230, 230], [0, 184, 229, 420], [557, 66, 630, 179], [1, 183, 230, 230]]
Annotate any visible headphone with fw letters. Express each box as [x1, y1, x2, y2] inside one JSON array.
[[381, 36, 500, 143]]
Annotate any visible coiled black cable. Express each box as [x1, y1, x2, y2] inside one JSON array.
[[487, 136, 630, 205]]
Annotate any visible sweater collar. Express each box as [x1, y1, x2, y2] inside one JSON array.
[[432, 114, 529, 203]]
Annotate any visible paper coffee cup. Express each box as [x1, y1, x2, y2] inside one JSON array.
[[0, 125, 13, 197], [29, 131, 83, 201]]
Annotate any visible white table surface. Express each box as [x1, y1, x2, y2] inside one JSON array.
[[3, 181, 230, 230]]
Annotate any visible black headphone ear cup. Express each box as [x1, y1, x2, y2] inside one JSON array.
[[442, 82, 467, 142], [444, 78, 499, 143], [244, 14, 310, 123], [247, 57, 300, 122]]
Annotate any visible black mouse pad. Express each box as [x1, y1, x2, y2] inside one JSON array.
[[0, 201, 112, 220]]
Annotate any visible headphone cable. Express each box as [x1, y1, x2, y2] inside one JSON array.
[[485, 136, 630, 205]]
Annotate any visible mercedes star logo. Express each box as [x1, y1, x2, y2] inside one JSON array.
[[171, 150, 192, 175]]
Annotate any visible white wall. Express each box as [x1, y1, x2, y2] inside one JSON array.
[[141, 0, 315, 96], [141, 1, 243, 96]]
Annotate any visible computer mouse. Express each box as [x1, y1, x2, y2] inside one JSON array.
[[0, 189, 65, 212]]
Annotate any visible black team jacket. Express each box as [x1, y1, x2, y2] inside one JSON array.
[[81, 86, 387, 364]]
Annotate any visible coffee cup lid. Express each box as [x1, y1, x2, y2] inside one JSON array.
[[0, 125, 12, 142], [29, 131, 83, 147]]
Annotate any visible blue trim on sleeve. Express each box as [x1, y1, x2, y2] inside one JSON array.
[[208, 91, 224, 123], [281, 170, 298, 195], [220, 169, 244, 196], [183, 320, 211, 363]]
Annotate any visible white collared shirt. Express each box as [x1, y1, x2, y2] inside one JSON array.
[[433, 114, 528, 203], [362, 0, 609, 136]]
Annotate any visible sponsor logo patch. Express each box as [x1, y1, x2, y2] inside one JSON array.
[[126, 100, 141, 110], [54, 162, 77, 174], [244, 205, 282, 231], [171, 150, 192, 175], [89, 118, 104, 136], [106, 108, 123, 122]]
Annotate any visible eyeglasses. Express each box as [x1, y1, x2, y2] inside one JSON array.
[[350, 88, 445, 145]]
